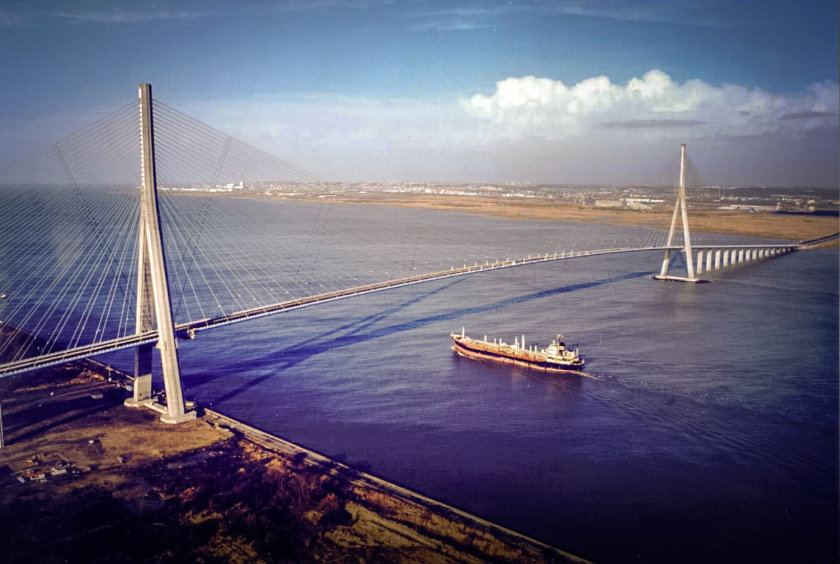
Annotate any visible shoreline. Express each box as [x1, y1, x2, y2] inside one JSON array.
[[0, 364, 587, 562], [165, 190, 840, 243], [203, 407, 584, 562]]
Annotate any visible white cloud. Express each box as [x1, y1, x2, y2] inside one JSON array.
[[11, 71, 833, 186], [543, 1, 724, 26], [176, 72, 838, 185], [460, 70, 839, 140], [50, 9, 204, 24], [404, 5, 509, 32]]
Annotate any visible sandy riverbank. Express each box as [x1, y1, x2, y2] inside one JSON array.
[[172, 190, 839, 243], [316, 194, 838, 242], [0, 365, 585, 563]]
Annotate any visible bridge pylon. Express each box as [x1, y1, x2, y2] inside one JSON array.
[[124, 83, 195, 423], [654, 144, 700, 283]]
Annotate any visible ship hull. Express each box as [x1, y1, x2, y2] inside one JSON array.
[[451, 336, 584, 373]]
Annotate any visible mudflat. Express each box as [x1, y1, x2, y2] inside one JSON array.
[[314, 193, 838, 242], [174, 189, 838, 242]]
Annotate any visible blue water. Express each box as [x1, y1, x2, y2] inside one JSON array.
[[3, 192, 836, 562], [170, 240, 837, 562]]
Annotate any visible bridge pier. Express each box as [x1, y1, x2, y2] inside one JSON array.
[[123, 83, 195, 424], [696, 250, 704, 275], [125, 344, 154, 406], [654, 144, 699, 282]]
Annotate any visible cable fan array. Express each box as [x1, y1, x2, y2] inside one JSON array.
[[0, 95, 790, 372], [0, 103, 141, 367]]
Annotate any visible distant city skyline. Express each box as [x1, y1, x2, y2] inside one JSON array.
[[0, 0, 837, 188]]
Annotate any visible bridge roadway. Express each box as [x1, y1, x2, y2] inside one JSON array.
[[1, 235, 831, 379]]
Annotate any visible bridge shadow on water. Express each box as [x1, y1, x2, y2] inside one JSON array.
[[201, 270, 653, 405]]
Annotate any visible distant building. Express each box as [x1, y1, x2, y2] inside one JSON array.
[[625, 200, 653, 211], [594, 199, 623, 208]]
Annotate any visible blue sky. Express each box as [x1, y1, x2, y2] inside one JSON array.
[[0, 0, 837, 187]]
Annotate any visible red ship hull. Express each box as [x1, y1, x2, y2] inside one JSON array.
[[451, 334, 584, 372]]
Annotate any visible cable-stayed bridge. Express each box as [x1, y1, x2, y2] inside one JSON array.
[[0, 85, 832, 422]]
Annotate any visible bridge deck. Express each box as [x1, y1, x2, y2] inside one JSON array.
[[1, 235, 827, 378]]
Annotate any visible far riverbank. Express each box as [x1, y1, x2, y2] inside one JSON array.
[[166, 190, 839, 242]]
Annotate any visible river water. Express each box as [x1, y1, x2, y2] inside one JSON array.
[[162, 202, 838, 563], [5, 194, 837, 562]]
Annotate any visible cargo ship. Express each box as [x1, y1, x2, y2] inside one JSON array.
[[450, 328, 584, 372]]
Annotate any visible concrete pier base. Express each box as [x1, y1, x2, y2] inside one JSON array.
[[124, 374, 152, 408], [125, 344, 153, 408], [160, 410, 197, 424]]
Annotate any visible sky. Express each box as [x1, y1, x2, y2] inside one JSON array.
[[0, 0, 837, 187]]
